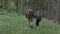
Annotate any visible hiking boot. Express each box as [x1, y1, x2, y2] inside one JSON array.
[[31, 26, 33, 29], [37, 27, 39, 30]]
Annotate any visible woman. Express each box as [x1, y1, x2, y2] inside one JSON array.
[[35, 9, 41, 30]]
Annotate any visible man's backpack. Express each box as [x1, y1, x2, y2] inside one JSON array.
[[27, 11, 33, 18]]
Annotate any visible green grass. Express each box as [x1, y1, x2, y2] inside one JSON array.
[[0, 15, 60, 34]]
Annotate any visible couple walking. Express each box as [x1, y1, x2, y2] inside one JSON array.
[[25, 7, 41, 30]]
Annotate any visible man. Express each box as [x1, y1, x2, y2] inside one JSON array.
[[25, 8, 34, 29], [35, 9, 41, 30]]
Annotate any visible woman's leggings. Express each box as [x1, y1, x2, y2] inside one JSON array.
[[36, 19, 40, 27]]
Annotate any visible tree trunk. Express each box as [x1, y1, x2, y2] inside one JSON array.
[[21, 0, 25, 14], [47, 0, 52, 20], [51, 0, 55, 20], [57, 0, 60, 24], [2, 0, 4, 10], [16, 0, 18, 13], [14, 0, 18, 13]]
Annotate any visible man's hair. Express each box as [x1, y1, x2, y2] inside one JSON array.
[[29, 7, 33, 9]]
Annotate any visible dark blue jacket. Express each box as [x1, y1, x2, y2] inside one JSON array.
[[35, 11, 41, 20]]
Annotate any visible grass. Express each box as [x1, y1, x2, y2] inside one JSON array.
[[0, 15, 60, 34]]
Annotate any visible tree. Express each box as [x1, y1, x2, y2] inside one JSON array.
[[57, 0, 60, 24], [2, 0, 4, 10], [51, 0, 55, 20], [47, 0, 53, 20]]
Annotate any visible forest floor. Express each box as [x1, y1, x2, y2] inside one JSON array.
[[0, 15, 60, 34]]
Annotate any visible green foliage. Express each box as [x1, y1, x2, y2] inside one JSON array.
[[0, 0, 2, 5], [0, 0, 48, 14], [4, 0, 9, 10], [0, 0, 57, 17], [0, 15, 60, 34], [7, 2, 16, 13], [0, 0, 2, 9]]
